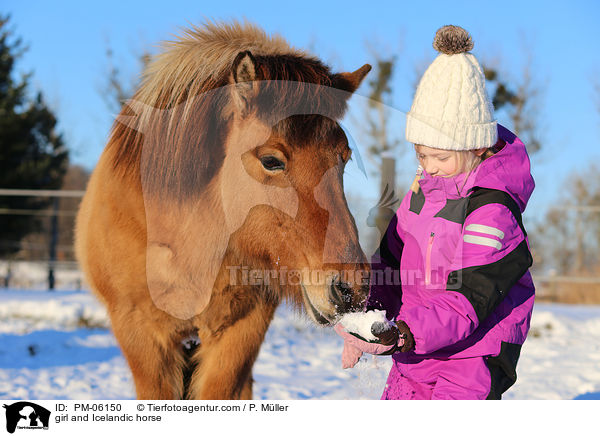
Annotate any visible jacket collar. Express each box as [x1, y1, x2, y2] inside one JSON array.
[[418, 166, 478, 200]]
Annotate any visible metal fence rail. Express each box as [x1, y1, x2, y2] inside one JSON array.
[[0, 188, 85, 290], [0, 260, 84, 290], [0, 189, 85, 198]]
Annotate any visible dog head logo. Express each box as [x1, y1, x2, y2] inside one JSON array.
[[3, 402, 50, 434]]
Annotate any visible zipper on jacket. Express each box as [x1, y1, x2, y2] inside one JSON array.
[[425, 232, 435, 285]]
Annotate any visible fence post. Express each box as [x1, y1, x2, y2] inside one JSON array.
[[3, 261, 11, 288], [48, 197, 59, 291]]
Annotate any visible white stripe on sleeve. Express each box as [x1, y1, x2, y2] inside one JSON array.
[[463, 234, 502, 250], [465, 224, 505, 239]]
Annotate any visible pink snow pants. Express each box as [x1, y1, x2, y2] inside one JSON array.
[[381, 356, 493, 400]]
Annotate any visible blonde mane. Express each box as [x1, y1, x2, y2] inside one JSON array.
[[137, 20, 306, 110]]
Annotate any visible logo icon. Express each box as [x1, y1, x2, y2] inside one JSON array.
[[3, 402, 50, 434]]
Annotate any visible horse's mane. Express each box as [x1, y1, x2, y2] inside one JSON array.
[[137, 20, 306, 113], [108, 21, 354, 199]]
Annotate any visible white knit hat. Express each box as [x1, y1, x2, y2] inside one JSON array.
[[405, 25, 497, 150]]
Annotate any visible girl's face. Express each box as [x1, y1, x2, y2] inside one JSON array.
[[415, 144, 459, 177], [415, 144, 487, 177]]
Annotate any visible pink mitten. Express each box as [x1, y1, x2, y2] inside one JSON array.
[[334, 323, 405, 369], [340, 340, 363, 369]]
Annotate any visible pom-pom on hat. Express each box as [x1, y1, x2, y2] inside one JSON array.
[[405, 25, 497, 151]]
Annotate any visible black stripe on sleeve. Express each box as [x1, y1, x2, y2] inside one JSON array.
[[448, 239, 533, 322], [467, 188, 527, 236]]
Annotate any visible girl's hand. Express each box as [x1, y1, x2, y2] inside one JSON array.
[[395, 321, 415, 352], [371, 320, 415, 353], [370, 321, 399, 345]]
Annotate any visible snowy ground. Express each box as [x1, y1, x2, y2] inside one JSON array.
[[0, 289, 599, 400]]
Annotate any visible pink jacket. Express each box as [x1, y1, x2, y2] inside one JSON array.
[[367, 125, 535, 391]]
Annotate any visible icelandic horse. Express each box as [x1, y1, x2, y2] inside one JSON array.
[[75, 21, 371, 399]]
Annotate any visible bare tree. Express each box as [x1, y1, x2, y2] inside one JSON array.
[[359, 54, 405, 252], [505, 50, 544, 155], [364, 58, 400, 157], [99, 41, 151, 113], [482, 43, 545, 156], [533, 164, 600, 274], [530, 164, 600, 303]]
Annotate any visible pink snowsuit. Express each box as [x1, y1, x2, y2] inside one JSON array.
[[367, 125, 535, 400]]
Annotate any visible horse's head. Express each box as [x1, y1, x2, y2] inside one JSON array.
[[112, 23, 372, 323], [217, 51, 372, 324]]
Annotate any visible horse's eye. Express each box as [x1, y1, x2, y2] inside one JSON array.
[[260, 156, 285, 171]]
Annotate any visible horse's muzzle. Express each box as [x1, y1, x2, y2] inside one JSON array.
[[300, 273, 368, 326]]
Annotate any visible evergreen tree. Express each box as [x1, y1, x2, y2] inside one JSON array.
[[0, 15, 68, 257]]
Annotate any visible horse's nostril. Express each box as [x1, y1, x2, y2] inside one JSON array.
[[329, 277, 354, 312]]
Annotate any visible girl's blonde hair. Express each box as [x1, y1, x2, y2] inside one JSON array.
[[410, 145, 498, 194]]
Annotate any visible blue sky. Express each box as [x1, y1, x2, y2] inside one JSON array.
[[3, 0, 600, 221]]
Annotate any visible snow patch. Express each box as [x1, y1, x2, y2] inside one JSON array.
[[0, 291, 599, 399]]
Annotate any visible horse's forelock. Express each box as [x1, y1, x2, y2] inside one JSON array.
[[273, 115, 344, 151]]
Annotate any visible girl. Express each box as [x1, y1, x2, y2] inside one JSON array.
[[335, 25, 535, 400]]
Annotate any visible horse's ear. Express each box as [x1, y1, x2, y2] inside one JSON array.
[[332, 64, 372, 94], [230, 51, 259, 115]]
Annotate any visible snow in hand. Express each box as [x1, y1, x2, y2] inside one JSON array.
[[338, 309, 389, 341]]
